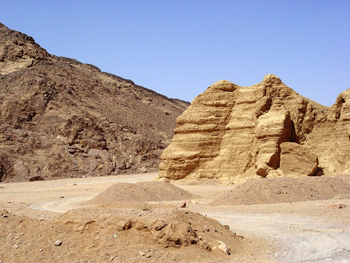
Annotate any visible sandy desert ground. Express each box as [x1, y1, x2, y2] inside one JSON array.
[[1, 173, 350, 262]]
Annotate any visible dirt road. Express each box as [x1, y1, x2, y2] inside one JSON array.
[[203, 211, 350, 262], [1, 173, 350, 262]]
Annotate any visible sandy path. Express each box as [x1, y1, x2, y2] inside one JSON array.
[[24, 173, 156, 213], [28, 195, 95, 213], [203, 211, 350, 262], [2, 173, 350, 262]]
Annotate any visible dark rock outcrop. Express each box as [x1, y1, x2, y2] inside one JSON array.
[[0, 23, 189, 182]]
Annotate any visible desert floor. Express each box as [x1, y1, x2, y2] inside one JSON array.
[[1, 173, 350, 262]]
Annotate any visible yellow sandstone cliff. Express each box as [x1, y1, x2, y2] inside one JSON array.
[[159, 74, 350, 183]]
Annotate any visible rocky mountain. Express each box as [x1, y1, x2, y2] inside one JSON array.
[[159, 74, 350, 183], [0, 23, 189, 182]]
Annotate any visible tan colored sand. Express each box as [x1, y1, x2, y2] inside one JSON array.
[[89, 181, 194, 204], [211, 176, 350, 205], [337, 174, 350, 184], [1, 173, 350, 262], [0, 206, 261, 263]]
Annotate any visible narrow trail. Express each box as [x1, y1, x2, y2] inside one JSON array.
[[28, 195, 94, 213]]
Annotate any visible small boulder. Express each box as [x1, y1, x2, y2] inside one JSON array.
[[326, 203, 347, 209], [218, 241, 230, 255], [139, 167, 148, 173], [223, 225, 230, 230], [212, 240, 230, 255], [29, 176, 44, 182], [280, 142, 318, 176], [54, 240, 62, 246]]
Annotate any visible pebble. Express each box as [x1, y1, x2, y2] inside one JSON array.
[[217, 241, 230, 255], [326, 203, 346, 209], [54, 240, 62, 246]]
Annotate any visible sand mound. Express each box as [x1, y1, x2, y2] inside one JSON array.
[[89, 181, 193, 204], [0, 206, 258, 262], [211, 176, 350, 205]]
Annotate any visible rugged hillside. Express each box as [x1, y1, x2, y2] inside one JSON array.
[[159, 74, 350, 183], [0, 23, 189, 182]]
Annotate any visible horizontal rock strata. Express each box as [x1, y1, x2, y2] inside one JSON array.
[[159, 74, 350, 182]]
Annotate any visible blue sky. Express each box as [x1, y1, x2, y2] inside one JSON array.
[[1, 1, 349, 106]]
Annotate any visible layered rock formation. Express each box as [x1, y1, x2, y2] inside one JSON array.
[[0, 23, 189, 182], [159, 74, 350, 182]]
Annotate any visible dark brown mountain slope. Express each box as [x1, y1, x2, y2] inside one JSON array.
[[0, 23, 189, 182]]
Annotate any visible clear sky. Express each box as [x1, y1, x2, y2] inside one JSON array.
[[1, 1, 349, 106]]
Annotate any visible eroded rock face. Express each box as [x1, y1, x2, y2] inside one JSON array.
[[0, 23, 189, 182], [255, 99, 292, 177], [159, 74, 350, 182], [280, 142, 318, 176], [0, 23, 50, 74]]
